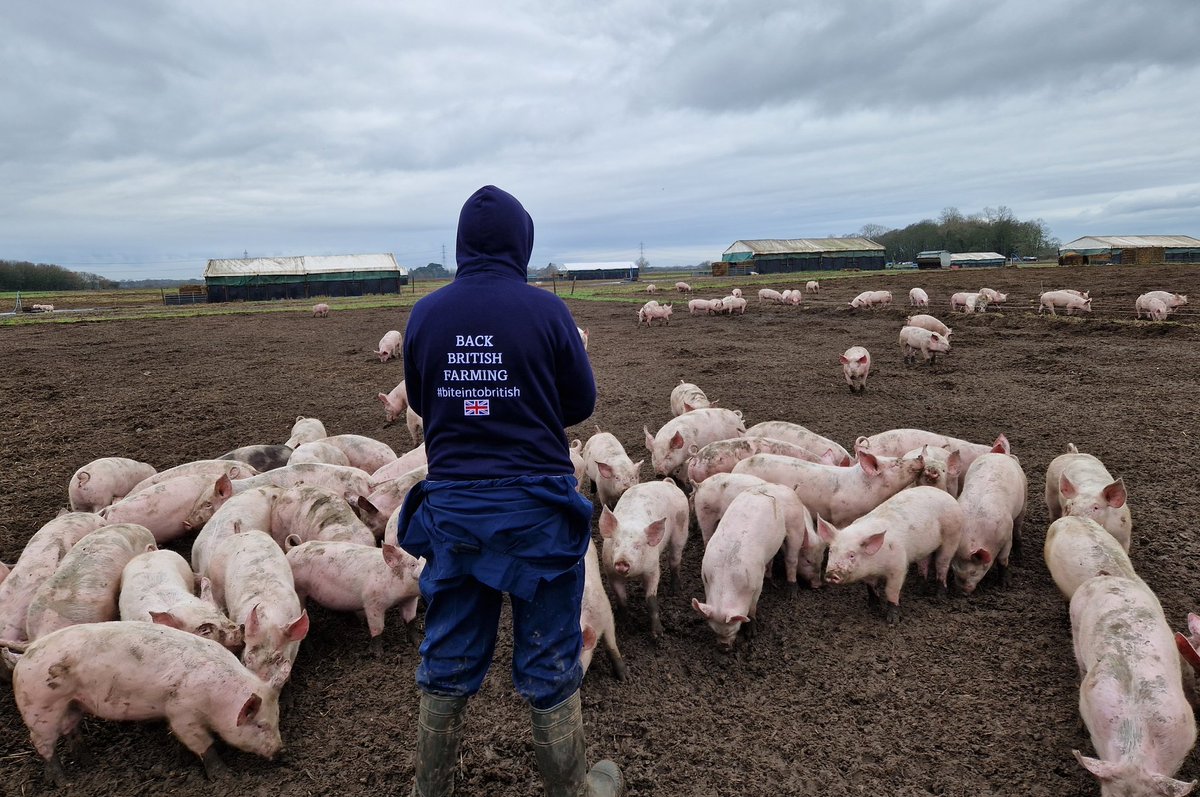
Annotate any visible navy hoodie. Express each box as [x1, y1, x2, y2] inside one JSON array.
[[402, 186, 596, 481]]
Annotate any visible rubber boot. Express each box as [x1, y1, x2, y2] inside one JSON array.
[[530, 691, 625, 797], [412, 692, 468, 797]]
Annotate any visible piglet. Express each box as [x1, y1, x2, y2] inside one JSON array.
[[218, 444, 293, 472], [284, 416, 327, 449], [320, 433, 397, 474], [128, 460, 257, 496], [580, 540, 627, 680], [687, 436, 829, 485], [12, 622, 281, 784], [288, 441, 352, 467], [100, 473, 234, 543], [312, 302, 330, 317], [818, 486, 963, 624], [950, 452, 1027, 594], [364, 466, 428, 539], [583, 430, 642, 508], [1044, 443, 1131, 551], [271, 485, 376, 548], [840, 347, 871, 393], [68, 457, 157, 512], [1043, 516, 1141, 601], [670, 381, 713, 415], [904, 314, 952, 337], [119, 549, 242, 651], [599, 480, 690, 638], [901, 445, 962, 494], [233, 463, 373, 504], [192, 486, 283, 575], [25, 523, 157, 641], [376, 330, 403, 362], [743, 420, 851, 466], [899, 325, 950, 365], [644, 407, 746, 483], [378, 380, 409, 424]]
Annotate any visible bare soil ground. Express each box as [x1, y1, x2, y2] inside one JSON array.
[[2, 263, 1200, 796]]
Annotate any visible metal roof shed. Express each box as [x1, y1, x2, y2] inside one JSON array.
[[949, 252, 1006, 268], [557, 261, 639, 281], [204, 254, 408, 302], [721, 238, 886, 272], [1058, 236, 1200, 265]]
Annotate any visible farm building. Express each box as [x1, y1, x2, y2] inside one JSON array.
[[916, 250, 951, 269], [556, 261, 639, 281], [718, 238, 885, 275], [1058, 235, 1200, 266], [203, 254, 407, 303], [950, 251, 1007, 268]]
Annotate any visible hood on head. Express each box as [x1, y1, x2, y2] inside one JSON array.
[[456, 185, 534, 280]]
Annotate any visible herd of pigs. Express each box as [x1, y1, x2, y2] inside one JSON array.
[[1, 304, 1198, 797]]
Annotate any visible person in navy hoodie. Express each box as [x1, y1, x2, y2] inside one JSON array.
[[398, 185, 624, 797]]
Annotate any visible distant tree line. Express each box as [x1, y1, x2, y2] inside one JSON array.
[[849, 207, 1060, 262], [0, 260, 119, 291], [409, 262, 451, 279]]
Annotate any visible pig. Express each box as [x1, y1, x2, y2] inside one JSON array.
[[286, 540, 423, 640], [856, 429, 1009, 492], [644, 407, 746, 483], [376, 329, 403, 362], [270, 485, 376, 548], [638, 300, 673, 326], [68, 456, 158, 512], [909, 288, 929, 307], [118, 550, 242, 651], [979, 288, 1007, 305], [686, 436, 829, 485], [688, 298, 713, 315], [406, 407, 424, 443], [208, 529, 309, 689], [232, 463, 373, 504], [1137, 291, 1188, 317], [25, 523, 157, 641], [758, 288, 784, 304], [0, 513, 109, 642], [0, 561, 7, 585], [11, 622, 281, 784], [734, 449, 925, 528], [693, 484, 812, 649], [100, 473, 234, 543], [320, 433, 397, 474], [840, 346, 871, 393], [904, 314, 952, 337], [730, 287, 743, 298], [284, 416, 327, 449], [744, 420, 852, 466], [1043, 516, 1140, 601], [1044, 443, 1131, 551], [364, 466, 427, 539], [901, 444, 962, 494], [1070, 576, 1197, 797], [128, 460, 257, 496], [670, 380, 713, 415], [583, 431, 643, 508], [598, 480, 690, 638], [372, 444, 427, 482], [818, 486, 964, 624], [218, 444, 292, 472], [805, 280, 820, 293], [692, 472, 769, 545], [849, 290, 892, 309], [899, 325, 951, 365], [288, 440, 352, 467], [1039, 290, 1092, 315], [577, 326, 589, 350], [378, 381, 410, 424], [950, 452, 1028, 594], [192, 486, 284, 575], [312, 302, 330, 317], [949, 292, 971, 312], [580, 540, 626, 680], [721, 295, 747, 314], [1144, 297, 1170, 321], [569, 440, 586, 491], [963, 293, 990, 313], [645, 283, 658, 293], [675, 281, 692, 293]]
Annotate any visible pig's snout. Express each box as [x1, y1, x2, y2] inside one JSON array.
[[614, 560, 631, 576], [825, 571, 843, 585]]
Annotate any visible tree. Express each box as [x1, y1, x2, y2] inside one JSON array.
[[409, 262, 450, 279]]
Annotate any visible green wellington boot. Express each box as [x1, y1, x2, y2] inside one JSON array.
[[530, 691, 625, 797], [412, 693, 468, 797]]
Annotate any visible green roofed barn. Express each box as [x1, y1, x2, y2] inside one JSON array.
[[204, 254, 408, 303], [718, 238, 885, 275]]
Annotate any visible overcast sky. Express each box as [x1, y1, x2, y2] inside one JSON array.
[[3, 1, 1198, 280]]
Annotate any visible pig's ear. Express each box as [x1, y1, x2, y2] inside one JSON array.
[[645, 518, 667, 547], [971, 548, 992, 564], [199, 576, 216, 605], [1073, 750, 1120, 781], [691, 598, 712, 619], [861, 531, 887, 556], [644, 427, 655, 452], [285, 611, 310, 643], [377, 393, 389, 404], [215, 474, 234, 500], [839, 355, 850, 364], [1151, 774, 1197, 797], [148, 610, 187, 630], [816, 516, 838, 544], [726, 613, 750, 625], [1103, 479, 1127, 509], [1059, 474, 1078, 500], [381, 544, 404, 570], [991, 434, 1010, 454], [596, 462, 615, 480], [857, 450, 880, 476], [683, 402, 697, 413], [581, 625, 598, 652], [237, 694, 263, 727], [1175, 632, 1200, 670], [598, 506, 618, 539], [857, 355, 868, 365], [356, 496, 381, 519], [632, 460, 644, 473], [669, 432, 686, 451], [947, 450, 963, 477], [819, 449, 837, 465], [246, 604, 262, 636]]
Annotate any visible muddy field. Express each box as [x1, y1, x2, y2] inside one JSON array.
[[2, 263, 1200, 796]]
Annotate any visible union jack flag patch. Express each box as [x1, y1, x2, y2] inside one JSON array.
[[464, 399, 490, 416]]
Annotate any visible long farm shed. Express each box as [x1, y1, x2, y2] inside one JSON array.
[[204, 254, 408, 302]]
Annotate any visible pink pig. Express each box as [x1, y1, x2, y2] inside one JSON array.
[[599, 480, 690, 639], [743, 420, 852, 466], [68, 456, 158, 512], [100, 473, 234, 543], [192, 486, 283, 575], [904, 314, 952, 337], [901, 445, 963, 494], [233, 463, 373, 503], [899, 325, 950, 365], [582, 430, 643, 508], [1044, 443, 1131, 551], [818, 486, 963, 624], [118, 550, 243, 651], [373, 444, 428, 482], [857, 429, 1008, 494], [364, 465, 427, 540], [1043, 516, 1140, 601], [840, 346, 871, 393], [638, 300, 673, 326], [284, 416, 327, 449], [271, 485, 377, 548], [286, 540, 423, 640], [692, 472, 768, 545], [0, 513, 109, 643], [950, 452, 1028, 594], [320, 434, 397, 474], [11, 622, 282, 783], [288, 441, 352, 467], [312, 302, 330, 317], [643, 407, 746, 483], [670, 380, 713, 415], [1070, 576, 1197, 796], [580, 540, 627, 680], [1039, 290, 1092, 315], [376, 329, 403, 362], [128, 460, 257, 496], [908, 288, 929, 307], [686, 436, 829, 485], [378, 380, 410, 423]]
